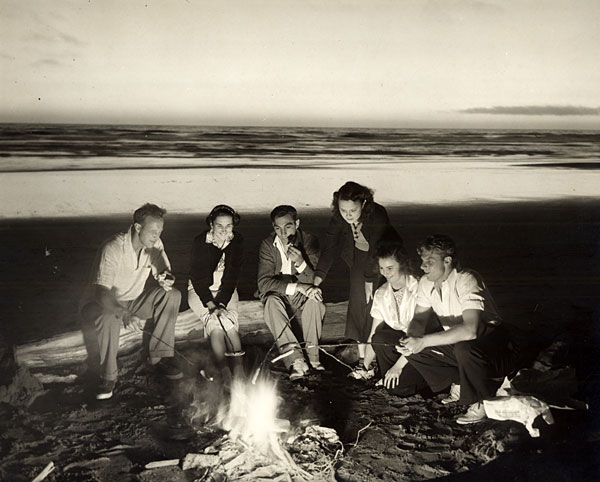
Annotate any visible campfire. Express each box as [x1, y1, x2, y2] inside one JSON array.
[[184, 375, 342, 481]]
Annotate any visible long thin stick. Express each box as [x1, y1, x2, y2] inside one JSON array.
[[350, 421, 373, 448]]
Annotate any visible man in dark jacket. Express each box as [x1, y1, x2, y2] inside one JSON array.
[[257, 205, 326, 380]]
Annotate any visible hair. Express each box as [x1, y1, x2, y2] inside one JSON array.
[[417, 234, 459, 268], [206, 204, 241, 227], [270, 205, 298, 222], [133, 203, 167, 224], [331, 181, 374, 218], [375, 242, 414, 276]]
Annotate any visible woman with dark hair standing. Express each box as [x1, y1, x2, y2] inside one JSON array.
[[188, 205, 244, 380], [314, 181, 401, 369]]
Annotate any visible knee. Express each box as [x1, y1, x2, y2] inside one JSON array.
[[264, 294, 285, 310], [371, 329, 386, 345], [454, 341, 475, 363], [167, 287, 182, 303], [305, 298, 326, 314]]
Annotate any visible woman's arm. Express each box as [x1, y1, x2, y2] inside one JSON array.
[[189, 236, 217, 306], [314, 215, 343, 284], [215, 233, 244, 307]]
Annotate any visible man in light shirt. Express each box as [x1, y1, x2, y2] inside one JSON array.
[[398, 234, 515, 424], [257, 205, 326, 380], [81, 203, 182, 400]]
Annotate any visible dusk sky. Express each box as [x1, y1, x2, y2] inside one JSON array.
[[1, 0, 599, 129]]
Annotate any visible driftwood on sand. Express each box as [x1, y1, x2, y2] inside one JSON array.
[[14, 301, 349, 369]]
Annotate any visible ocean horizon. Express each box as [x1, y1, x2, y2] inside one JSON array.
[[1, 124, 599, 219]]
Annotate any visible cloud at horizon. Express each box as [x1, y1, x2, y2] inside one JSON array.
[[459, 105, 600, 116]]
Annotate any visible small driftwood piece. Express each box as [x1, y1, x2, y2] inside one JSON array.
[[144, 459, 180, 469], [31, 461, 54, 482], [15, 301, 348, 369]]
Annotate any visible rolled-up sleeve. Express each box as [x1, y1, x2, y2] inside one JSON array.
[[457, 272, 485, 312]]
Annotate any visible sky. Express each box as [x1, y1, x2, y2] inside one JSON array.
[[1, 0, 599, 129]]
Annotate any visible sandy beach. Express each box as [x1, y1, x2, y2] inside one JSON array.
[[1, 168, 599, 481]]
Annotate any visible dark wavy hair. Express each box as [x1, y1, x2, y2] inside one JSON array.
[[133, 203, 167, 224], [376, 242, 415, 277], [270, 205, 298, 222], [417, 234, 460, 269], [206, 204, 241, 227], [331, 181, 374, 220]]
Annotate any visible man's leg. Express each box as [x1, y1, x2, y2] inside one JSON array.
[[263, 294, 303, 370], [82, 302, 122, 382], [407, 344, 460, 394], [129, 286, 181, 362], [81, 302, 122, 381], [292, 293, 325, 366], [454, 325, 515, 405]]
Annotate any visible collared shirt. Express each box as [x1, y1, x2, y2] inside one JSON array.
[[371, 275, 419, 332], [273, 235, 307, 295], [416, 268, 501, 330], [87, 226, 170, 303]]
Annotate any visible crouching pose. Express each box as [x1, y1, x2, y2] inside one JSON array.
[[81, 203, 182, 400], [257, 205, 326, 381], [398, 235, 516, 424], [188, 205, 244, 380], [361, 243, 431, 395]]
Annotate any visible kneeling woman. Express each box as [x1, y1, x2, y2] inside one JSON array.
[[363, 243, 429, 396], [188, 205, 244, 380]]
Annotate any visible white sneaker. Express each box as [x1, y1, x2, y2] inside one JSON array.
[[441, 383, 461, 405], [311, 361, 326, 371], [290, 358, 309, 381], [456, 402, 487, 425]]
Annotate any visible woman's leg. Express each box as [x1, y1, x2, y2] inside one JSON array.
[[345, 249, 374, 345]]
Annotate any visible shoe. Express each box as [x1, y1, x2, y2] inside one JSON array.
[[95, 379, 116, 400], [153, 357, 183, 380], [311, 361, 326, 371], [289, 358, 309, 381], [456, 402, 487, 425], [441, 383, 461, 405]]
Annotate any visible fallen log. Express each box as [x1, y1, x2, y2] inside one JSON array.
[[14, 301, 348, 369]]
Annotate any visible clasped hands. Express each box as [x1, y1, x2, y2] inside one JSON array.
[[396, 336, 426, 357], [296, 283, 323, 302]]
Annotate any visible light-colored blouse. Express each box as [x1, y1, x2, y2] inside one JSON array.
[[370, 274, 419, 332]]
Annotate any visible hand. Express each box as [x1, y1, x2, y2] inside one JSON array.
[[122, 311, 143, 332], [365, 281, 373, 303], [384, 362, 405, 390], [157, 270, 175, 291], [396, 336, 426, 356], [287, 245, 304, 265], [306, 285, 323, 302], [208, 301, 227, 318]]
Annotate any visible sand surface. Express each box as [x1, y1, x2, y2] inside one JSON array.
[[1, 198, 599, 481]]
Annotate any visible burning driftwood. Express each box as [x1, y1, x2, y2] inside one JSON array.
[[14, 301, 348, 369], [185, 377, 342, 481]]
